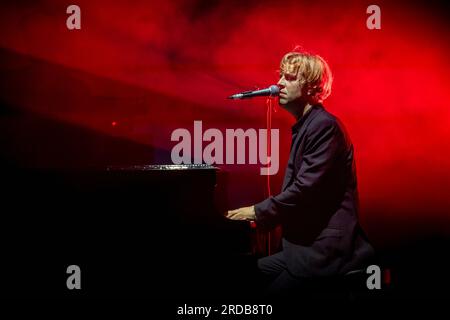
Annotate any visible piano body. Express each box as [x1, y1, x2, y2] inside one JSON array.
[[1, 164, 258, 299]]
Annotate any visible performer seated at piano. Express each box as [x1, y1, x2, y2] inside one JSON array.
[[227, 50, 375, 295]]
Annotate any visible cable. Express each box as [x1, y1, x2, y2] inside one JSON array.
[[265, 97, 277, 255]]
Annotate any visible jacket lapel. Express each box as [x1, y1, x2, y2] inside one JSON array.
[[282, 107, 324, 191]]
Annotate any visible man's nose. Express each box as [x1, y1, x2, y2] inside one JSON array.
[[277, 78, 284, 87]]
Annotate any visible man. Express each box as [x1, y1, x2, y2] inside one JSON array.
[[227, 50, 375, 295]]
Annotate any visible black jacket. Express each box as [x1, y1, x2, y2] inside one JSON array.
[[255, 104, 375, 277]]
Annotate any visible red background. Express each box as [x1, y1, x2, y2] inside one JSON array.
[[1, 0, 449, 249]]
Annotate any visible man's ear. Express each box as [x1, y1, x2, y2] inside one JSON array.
[[306, 84, 322, 97], [302, 84, 318, 104], [303, 83, 313, 96]]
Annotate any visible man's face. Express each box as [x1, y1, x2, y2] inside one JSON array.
[[277, 69, 304, 108]]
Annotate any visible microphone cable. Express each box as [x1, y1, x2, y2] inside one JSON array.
[[265, 97, 277, 255]]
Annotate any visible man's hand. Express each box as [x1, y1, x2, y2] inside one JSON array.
[[226, 206, 256, 221]]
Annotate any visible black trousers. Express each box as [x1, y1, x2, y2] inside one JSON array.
[[257, 251, 306, 296]]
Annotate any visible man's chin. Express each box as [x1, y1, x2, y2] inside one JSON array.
[[279, 101, 292, 111]]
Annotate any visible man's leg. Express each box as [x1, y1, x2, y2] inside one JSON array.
[[257, 251, 304, 297], [257, 251, 286, 280], [265, 269, 305, 297]]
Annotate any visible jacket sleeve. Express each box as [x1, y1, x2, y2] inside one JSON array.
[[254, 118, 345, 230]]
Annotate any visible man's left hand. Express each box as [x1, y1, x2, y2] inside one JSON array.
[[226, 206, 256, 221]]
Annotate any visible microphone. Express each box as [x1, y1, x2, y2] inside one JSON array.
[[228, 85, 280, 99]]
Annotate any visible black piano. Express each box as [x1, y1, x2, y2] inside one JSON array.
[[1, 164, 259, 299]]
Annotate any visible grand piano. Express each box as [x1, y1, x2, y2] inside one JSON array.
[[1, 164, 259, 299]]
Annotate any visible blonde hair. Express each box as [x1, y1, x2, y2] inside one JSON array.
[[280, 51, 333, 103]]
